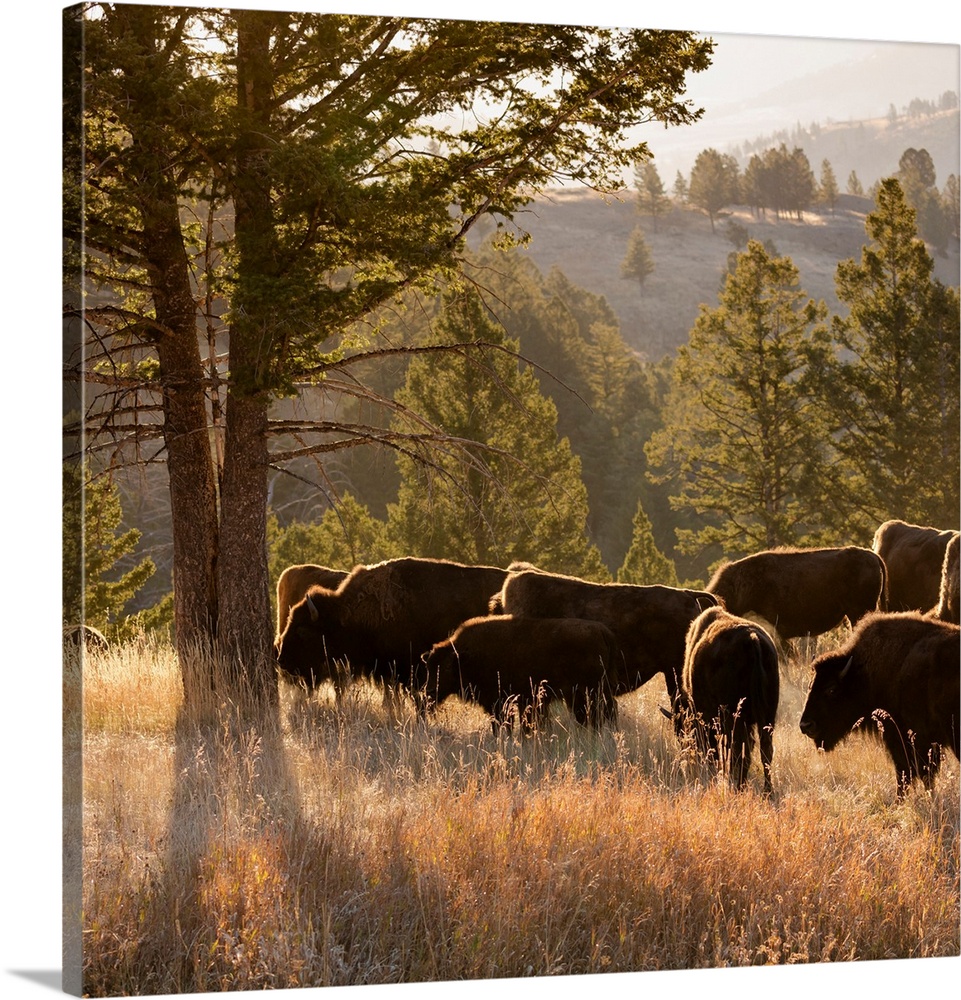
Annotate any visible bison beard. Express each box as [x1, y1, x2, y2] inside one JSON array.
[[666, 606, 779, 793], [421, 615, 619, 733], [799, 611, 960, 799]]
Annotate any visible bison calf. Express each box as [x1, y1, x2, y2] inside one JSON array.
[[421, 615, 619, 732], [665, 606, 779, 793], [799, 611, 960, 799]]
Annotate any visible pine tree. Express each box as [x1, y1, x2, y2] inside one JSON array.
[[847, 170, 864, 196], [673, 170, 689, 204], [819, 159, 839, 214], [63, 463, 158, 640], [387, 286, 608, 580], [620, 227, 655, 291], [634, 160, 669, 231], [647, 241, 832, 567], [689, 148, 740, 232], [617, 501, 678, 585], [817, 178, 960, 532]]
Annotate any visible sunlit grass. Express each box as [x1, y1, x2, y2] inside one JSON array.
[[78, 637, 960, 995]]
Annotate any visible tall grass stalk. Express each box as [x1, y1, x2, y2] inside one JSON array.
[[78, 638, 959, 995]]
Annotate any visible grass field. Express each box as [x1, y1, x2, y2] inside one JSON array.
[[71, 633, 959, 996]]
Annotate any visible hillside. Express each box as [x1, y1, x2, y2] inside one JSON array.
[[494, 188, 960, 359]]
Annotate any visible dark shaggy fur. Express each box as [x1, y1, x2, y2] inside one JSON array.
[[275, 557, 508, 693], [707, 546, 886, 640], [669, 606, 780, 792], [275, 564, 349, 639], [872, 520, 958, 613], [491, 567, 717, 705], [422, 615, 619, 732], [799, 611, 960, 798]]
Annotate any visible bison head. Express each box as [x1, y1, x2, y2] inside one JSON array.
[[274, 587, 349, 689], [798, 651, 866, 751]]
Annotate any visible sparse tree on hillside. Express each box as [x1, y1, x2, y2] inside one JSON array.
[[688, 148, 740, 233], [634, 160, 670, 231], [673, 169, 689, 204], [647, 241, 832, 563], [815, 178, 960, 533], [820, 159, 839, 214], [847, 170, 864, 196], [899, 147, 951, 252], [620, 226, 655, 291]]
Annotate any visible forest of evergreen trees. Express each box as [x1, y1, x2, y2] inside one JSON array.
[[66, 9, 959, 666], [74, 173, 959, 641]]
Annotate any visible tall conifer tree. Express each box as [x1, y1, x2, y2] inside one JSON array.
[[387, 287, 608, 579], [817, 178, 960, 532], [647, 241, 831, 568]]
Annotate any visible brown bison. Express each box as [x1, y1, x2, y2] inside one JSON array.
[[799, 612, 960, 799], [872, 519, 959, 613], [933, 533, 960, 625], [275, 564, 349, 638], [665, 606, 779, 793], [491, 567, 717, 703], [421, 615, 619, 731], [275, 557, 508, 694], [706, 546, 886, 641]]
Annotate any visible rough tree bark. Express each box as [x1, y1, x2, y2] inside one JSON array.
[[118, 8, 221, 705]]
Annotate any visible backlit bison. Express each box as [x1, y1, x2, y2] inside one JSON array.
[[275, 557, 508, 695], [933, 533, 959, 625], [491, 567, 717, 703], [275, 564, 349, 638], [665, 606, 779, 792], [706, 546, 886, 641], [799, 611, 960, 799], [872, 519, 959, 613], [421, 615, 619, 731]]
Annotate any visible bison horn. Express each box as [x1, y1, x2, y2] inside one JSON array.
[[838, 655, 853, 680], [659, 706, 673, 720], [305, 591, 319, 622]]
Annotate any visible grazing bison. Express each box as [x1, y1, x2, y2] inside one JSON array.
[[275, 564, 349, 638], [706, 546, 886, 641], [799, 612, 960, 799], [872, 519, 959, 613], [933, 533, 959, 625], [275, 557, 508, 695], [664, 606, 779, 792], [492, 567, 717, 703], [62, 623, 109, 654], [421, 615, 619, 731]]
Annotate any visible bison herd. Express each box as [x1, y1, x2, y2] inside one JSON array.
[[274, 519, 960, 800]]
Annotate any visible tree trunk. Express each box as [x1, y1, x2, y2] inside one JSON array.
[[206, 8, 283, 715], [216, 384, 276, 714], [121, 7, 220, 707]]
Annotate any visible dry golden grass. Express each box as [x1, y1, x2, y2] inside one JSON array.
[[75, 635, 959, 996]]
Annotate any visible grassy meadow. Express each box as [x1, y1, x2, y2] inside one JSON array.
[[71, 632, 959, 996]]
